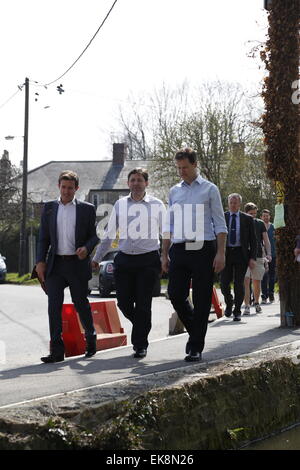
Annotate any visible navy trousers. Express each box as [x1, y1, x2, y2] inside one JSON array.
[[113, 251, 161, 350], [220, 246, 249, 313], [45, 256, 96, 355], [167, 241, 216, 354]]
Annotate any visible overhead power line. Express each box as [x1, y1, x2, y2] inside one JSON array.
[[44, 0, 118, 87], [0, 87, 23, 110]]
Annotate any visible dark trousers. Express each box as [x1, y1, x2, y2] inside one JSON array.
[[167, 241, 216, 354], [45, 257, 96, 355], [113, 251, 161, 350], [220, 247, 248, 312], [261, 257, 276, 300]]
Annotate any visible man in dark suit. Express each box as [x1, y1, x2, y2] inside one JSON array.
[[220, 193, 257, 321], [36, 171, 99, 363]]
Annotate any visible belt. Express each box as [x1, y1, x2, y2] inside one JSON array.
[[174, 240, 214, 246], [56, 254, 78, 260], [227, 246, 242, 250], [120, 250, 159, 256]]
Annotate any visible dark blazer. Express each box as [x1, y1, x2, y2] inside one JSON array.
[[225, 211, 257, 263], [36, 199, 99, 279]]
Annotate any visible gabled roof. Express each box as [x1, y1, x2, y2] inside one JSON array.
[[26, 159, 152, 202]]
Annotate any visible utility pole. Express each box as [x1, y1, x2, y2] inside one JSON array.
[[18, 77, 29, 276]]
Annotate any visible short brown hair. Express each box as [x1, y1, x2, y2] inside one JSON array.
[[175, 147, 197, 164], [127, 168, 148, 182], [244, 202, 257, 213], [58, 171, 79, 188], [262, 209, 270, 215]]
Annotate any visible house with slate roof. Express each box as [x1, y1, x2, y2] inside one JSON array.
[[25, 143, 159, 210]]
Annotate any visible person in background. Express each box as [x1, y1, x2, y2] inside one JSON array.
[[261, 209, 276, 303], [294, 234, 300, 260], [243, 203, 272, 315], [220, 193, 257, 322]]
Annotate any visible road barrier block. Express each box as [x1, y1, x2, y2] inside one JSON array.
[[61, 300, 127, 357], [211, 287, 224, 318], [169, 286, 224, 335]]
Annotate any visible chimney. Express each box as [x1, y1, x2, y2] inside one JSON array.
[[112, 143, 128, 166]]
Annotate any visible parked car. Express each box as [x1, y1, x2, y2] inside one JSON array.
[[0, 254, 7, 283], [88, 250, 161, 298], [88, 250, 117, 297]]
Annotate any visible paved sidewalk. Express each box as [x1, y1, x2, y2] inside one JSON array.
[[1, 290, 300, 410]]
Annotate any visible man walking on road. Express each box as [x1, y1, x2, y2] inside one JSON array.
[[36, 171, 99, 363], [162, 148, 227, 362], [92, 168, 166, 359], [220, 193, 257, 322]]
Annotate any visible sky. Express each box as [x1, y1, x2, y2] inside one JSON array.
[[0, 0, 268, 170]]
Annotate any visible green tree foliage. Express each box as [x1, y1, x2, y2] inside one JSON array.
[[0, 151, 22, 260]]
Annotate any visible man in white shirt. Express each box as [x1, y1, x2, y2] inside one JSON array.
[[162, 148, 227, 362], [36, 171, 99, 363], [92, 168, 166, 359]]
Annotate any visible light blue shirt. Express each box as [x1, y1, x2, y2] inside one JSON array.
[[227, 211, 241, 247], [164, 175, 227, 243]]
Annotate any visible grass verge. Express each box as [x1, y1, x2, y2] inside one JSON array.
[[5, 272, 39, 285]]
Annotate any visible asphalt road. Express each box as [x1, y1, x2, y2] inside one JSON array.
[[0, 284, 172, 370], [1, 284, 300, 408]]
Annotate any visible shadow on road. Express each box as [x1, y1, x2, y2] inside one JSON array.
[[1, 322, 300, 383]]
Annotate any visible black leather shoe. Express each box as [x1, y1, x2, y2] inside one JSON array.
[[41, 354, 64, 363], [233, 313, 241, 321], [184, 351, 202, 362], [85, 348, 96, 358], [133, 348, 147, 358], [85, 337, 96, 358]]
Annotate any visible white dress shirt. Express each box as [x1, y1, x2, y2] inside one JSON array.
[[93, 193, 166, 263], [56, 198, 76, 255]]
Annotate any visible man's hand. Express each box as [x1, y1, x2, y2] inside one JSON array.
[[266, 255, 272, 263], [161, 254, 169, 275], [76, 246, 88, 260], [213, 252, 225, 273], [91, 260, 99, 271], [249, 258, 256, 270], [36, 262, 46, 283], [161, 238, 171, 275]]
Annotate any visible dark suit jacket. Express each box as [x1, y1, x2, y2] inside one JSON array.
[[225, 211, 257, 263], [36, 199, 99, 279]]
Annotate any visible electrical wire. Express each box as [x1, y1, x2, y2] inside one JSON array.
[[44, 0, 118, 87], [0, 87, 23, 110]]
